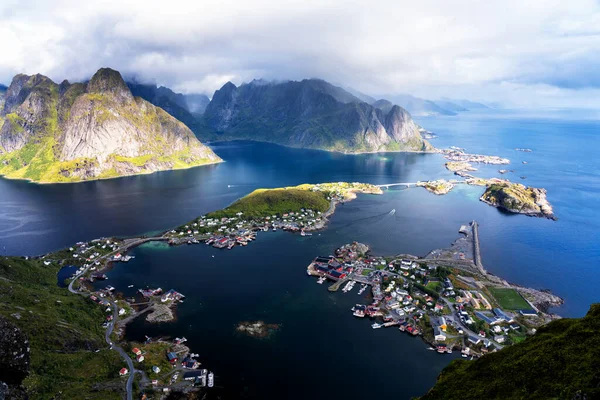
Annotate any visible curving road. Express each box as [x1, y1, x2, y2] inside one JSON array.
[[67, 238, 160, 399]]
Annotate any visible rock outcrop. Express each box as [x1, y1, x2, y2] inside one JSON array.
[[203, 79, 433, 153], [0, 316, 30, 399], [480, 182, 556, 220], [0, 68, 221, 183]]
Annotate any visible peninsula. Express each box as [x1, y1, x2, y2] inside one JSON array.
[[306, 221, 563, 358], [0, 68, 221, 183]]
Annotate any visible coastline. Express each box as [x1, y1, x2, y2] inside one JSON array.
[[0, 158, 224, 185], [204, 137, 437, 155]]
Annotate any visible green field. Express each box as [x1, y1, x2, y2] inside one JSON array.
[[207, 187, 330, 219], [488, 287, 531, 310]]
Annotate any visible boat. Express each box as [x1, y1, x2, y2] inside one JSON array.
[[427, 347, 436, 351], [207, 372, 214, 387], [127, 285, 134, 288], [462, 354, 468, 358], [371, 323, 383, 329]]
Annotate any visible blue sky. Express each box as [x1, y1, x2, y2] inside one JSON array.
[[1, 0, 600, 108]]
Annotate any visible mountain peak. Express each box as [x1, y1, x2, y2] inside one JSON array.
[[87, 68, 132, 101]]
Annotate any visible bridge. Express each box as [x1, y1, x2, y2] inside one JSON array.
[[377, 182, 418, 188], [377, 180, 468, 189]]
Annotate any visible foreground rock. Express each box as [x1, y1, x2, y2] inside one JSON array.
[[480, 182, 556, 220], [0, 316, 29, 399], [0, 68, 221, 183]]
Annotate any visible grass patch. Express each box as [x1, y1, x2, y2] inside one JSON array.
[[207, 187, 330, 219], [488, 287, 530, 310]]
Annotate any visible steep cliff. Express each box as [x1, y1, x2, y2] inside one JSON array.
[[420, 304, 600, 400], [127, 81, 210, 131], [203, 79, 432, 153], [0, 68, 221, 183]]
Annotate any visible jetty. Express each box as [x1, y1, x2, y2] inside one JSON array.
[[328, 277, 349, 292], [472, 220, 486, 275]]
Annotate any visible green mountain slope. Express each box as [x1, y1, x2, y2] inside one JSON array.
[[0, 68, 221, 183], [202, 79, 432, 153], [420, 304, 600, 400], [0, 256, 124, 398]]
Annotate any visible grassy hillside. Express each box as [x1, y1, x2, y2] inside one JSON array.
[[0, 256, 125, 398], [420, 304, 600, 400], [207, 187, 331, 219]]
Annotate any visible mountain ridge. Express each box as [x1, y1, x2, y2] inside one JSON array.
[[0, 68, 221, 183], [202, 79, 432, 153]]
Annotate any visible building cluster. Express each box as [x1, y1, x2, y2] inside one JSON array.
[[307, 242, 537, 358]]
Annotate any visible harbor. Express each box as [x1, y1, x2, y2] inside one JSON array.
[[305, 222, 563, 357]]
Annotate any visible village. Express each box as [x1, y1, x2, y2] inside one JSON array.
[[306, 222, 562, 358], [164, 182, 383, 250]]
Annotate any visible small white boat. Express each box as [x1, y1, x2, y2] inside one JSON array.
[[371, 323, 382, 329], [208, 372, 214, 387]]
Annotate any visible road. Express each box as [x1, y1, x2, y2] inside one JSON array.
[[67, 237, 160, 399], [439, 297, 504, 350]]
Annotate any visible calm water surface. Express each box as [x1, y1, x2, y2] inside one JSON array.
[[1, 109, 599, 398]]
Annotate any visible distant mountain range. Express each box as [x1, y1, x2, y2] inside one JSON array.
[[384, 94, 489, 116], [0, 68, 220, 183], [202, 79, 432, 153], [0, 69, 495, 182]]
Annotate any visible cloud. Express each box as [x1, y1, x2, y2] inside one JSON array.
[[1, 0, 600, 108]]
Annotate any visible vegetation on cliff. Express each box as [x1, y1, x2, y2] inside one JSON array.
[[420, 304, 600, 400], [0, 256, 124, 398], [0, 68, 221, 183], [202, 79, 433, 153]]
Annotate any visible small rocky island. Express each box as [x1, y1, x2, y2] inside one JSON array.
[[416, 179, 456, 195], [480, 182, 556, 220], [236, 321, 280, 338]]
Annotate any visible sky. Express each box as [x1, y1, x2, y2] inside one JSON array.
[[1, 0, 600, 108]]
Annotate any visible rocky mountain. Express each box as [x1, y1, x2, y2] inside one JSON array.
[[127, 81, 210, 132], [203, 79, 432, 153], [0, 84, 6, 113], [0, 68, 221, 183], [420, 304, 600, 400]]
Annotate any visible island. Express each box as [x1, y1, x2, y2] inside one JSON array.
[[236, 321, 281, 338], [480, 182, 556, 220], [165, 182, 383, 248], [416, 179, 456, 195]]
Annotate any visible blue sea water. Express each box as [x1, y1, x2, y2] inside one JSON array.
[[0, 109, 599, 398]]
